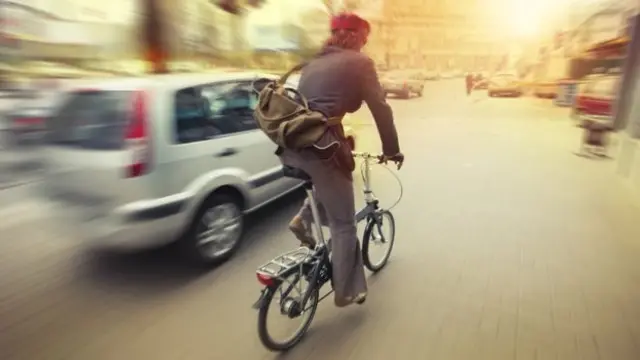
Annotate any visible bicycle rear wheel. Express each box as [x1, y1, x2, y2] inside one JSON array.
[[257, 272, 319, 351], [362, 210, 396, 272]]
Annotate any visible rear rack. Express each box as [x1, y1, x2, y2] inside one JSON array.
[[256, 247, 313, 279]]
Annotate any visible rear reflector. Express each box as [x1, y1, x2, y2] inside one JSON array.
[[256, 273, 275, 287], [125, 91, 151, 178]]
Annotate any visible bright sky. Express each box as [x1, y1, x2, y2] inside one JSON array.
[[247, 0, 327, 26], [484, 0, 572, 38]]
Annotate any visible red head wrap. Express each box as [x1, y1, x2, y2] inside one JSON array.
[[330, 13, 370, 34]]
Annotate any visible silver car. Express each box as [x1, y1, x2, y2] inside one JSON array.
[[381, 70, 424, 99], [42, 72, 304, 265]]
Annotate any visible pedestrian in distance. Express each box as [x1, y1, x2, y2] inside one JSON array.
[[465, 72, 474, 96]]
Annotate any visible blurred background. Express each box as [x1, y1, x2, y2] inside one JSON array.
[[1, 0, 640, 359]]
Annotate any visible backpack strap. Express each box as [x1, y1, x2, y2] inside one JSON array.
[[278, 62, 307, 85], [327, 116, 344, 126]]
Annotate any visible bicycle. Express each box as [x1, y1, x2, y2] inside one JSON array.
[[252, 151, 403, 351]]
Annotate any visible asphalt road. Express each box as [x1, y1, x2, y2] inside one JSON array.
[[2, 80, 640, 360]]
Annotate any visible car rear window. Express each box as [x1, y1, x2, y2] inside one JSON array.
[[47, 91, 132, 150]]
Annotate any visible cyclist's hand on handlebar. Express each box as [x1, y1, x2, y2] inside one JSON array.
[[378, 152, 404, 170]]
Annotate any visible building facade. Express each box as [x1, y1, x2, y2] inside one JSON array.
[[0, 0, 135, 60], [363, 0, 506, 71], [615, 13, 640, 198]]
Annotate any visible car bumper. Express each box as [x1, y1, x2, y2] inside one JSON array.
[[383, 87, 409, 95], [50, 194, 191, 252], [489, 88, 521, 95], [577, 114, 612, 122]]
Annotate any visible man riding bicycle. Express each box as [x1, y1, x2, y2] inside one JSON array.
[[279, 12, 404, 307]]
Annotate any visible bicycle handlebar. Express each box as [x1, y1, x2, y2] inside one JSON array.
[[352, 151, 403, 170], [351, 151, 382, 160]]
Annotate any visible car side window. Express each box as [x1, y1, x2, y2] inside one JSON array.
[[173, 81, 259, 144], [174, 86, 221, 144], [202, 81, 259, 135]]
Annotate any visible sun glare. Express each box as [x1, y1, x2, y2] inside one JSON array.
[[508, 12, 540, 37]]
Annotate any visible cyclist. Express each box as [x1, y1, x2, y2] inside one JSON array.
[[279, 12, 404, 307]]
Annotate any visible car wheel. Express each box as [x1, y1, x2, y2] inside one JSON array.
[[182, 192, 244, 266], [417, 88, 423, 97]]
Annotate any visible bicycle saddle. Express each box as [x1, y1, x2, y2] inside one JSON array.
[[282, 166, 312, 181]]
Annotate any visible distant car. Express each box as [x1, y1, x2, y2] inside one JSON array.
[[573, 74, 619, 121], [381, 70, 424, 99], [533, 79, 558, 98], [4, 92, 64, 144], [473, 73, 488, 89], [488, 73, 522, 97], [422, 71, 439, 80], [1, 93, 65, 170]]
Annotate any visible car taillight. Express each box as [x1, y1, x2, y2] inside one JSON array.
[[13, 117, 42, 126], [125, 91, 151, 178], [256, 273, 275, 287]]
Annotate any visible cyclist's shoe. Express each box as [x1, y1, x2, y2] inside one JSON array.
[[335, 292, 367, 307], [289, 216, 316, 248]]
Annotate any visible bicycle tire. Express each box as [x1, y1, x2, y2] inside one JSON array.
[[257, 280, 319, 351], [362, 210, 396, 272]]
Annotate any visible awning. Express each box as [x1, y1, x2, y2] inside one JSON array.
[[583, 36, 630, 58]]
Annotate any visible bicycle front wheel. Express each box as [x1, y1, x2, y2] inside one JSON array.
[[362, 210, 396, 272]]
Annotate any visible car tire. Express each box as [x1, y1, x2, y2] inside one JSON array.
[[417, 88, 423, 97], [181, 192, 245, 267]]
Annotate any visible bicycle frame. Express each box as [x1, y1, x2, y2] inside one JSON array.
[[254, 152, 383, 310], [354, 152, 380, 223]]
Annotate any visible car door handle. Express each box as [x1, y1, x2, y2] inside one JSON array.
[[215, 148, 238, 157]]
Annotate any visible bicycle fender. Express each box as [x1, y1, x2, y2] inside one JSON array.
[[362, 218, 375, 243], [252, 288, 271, 310]]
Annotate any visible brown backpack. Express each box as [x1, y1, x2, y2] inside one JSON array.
[[253, 64, 341, 150]]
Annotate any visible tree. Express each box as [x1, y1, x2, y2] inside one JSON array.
[[297, 31, 321, 61], [283, 24, 321, 61], [140, 0, 266, 74]]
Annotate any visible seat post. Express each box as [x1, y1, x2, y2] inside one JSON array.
[[304, 182, 326, 246]]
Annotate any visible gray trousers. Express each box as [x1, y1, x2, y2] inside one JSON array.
[[280, 148, 367, 303]]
